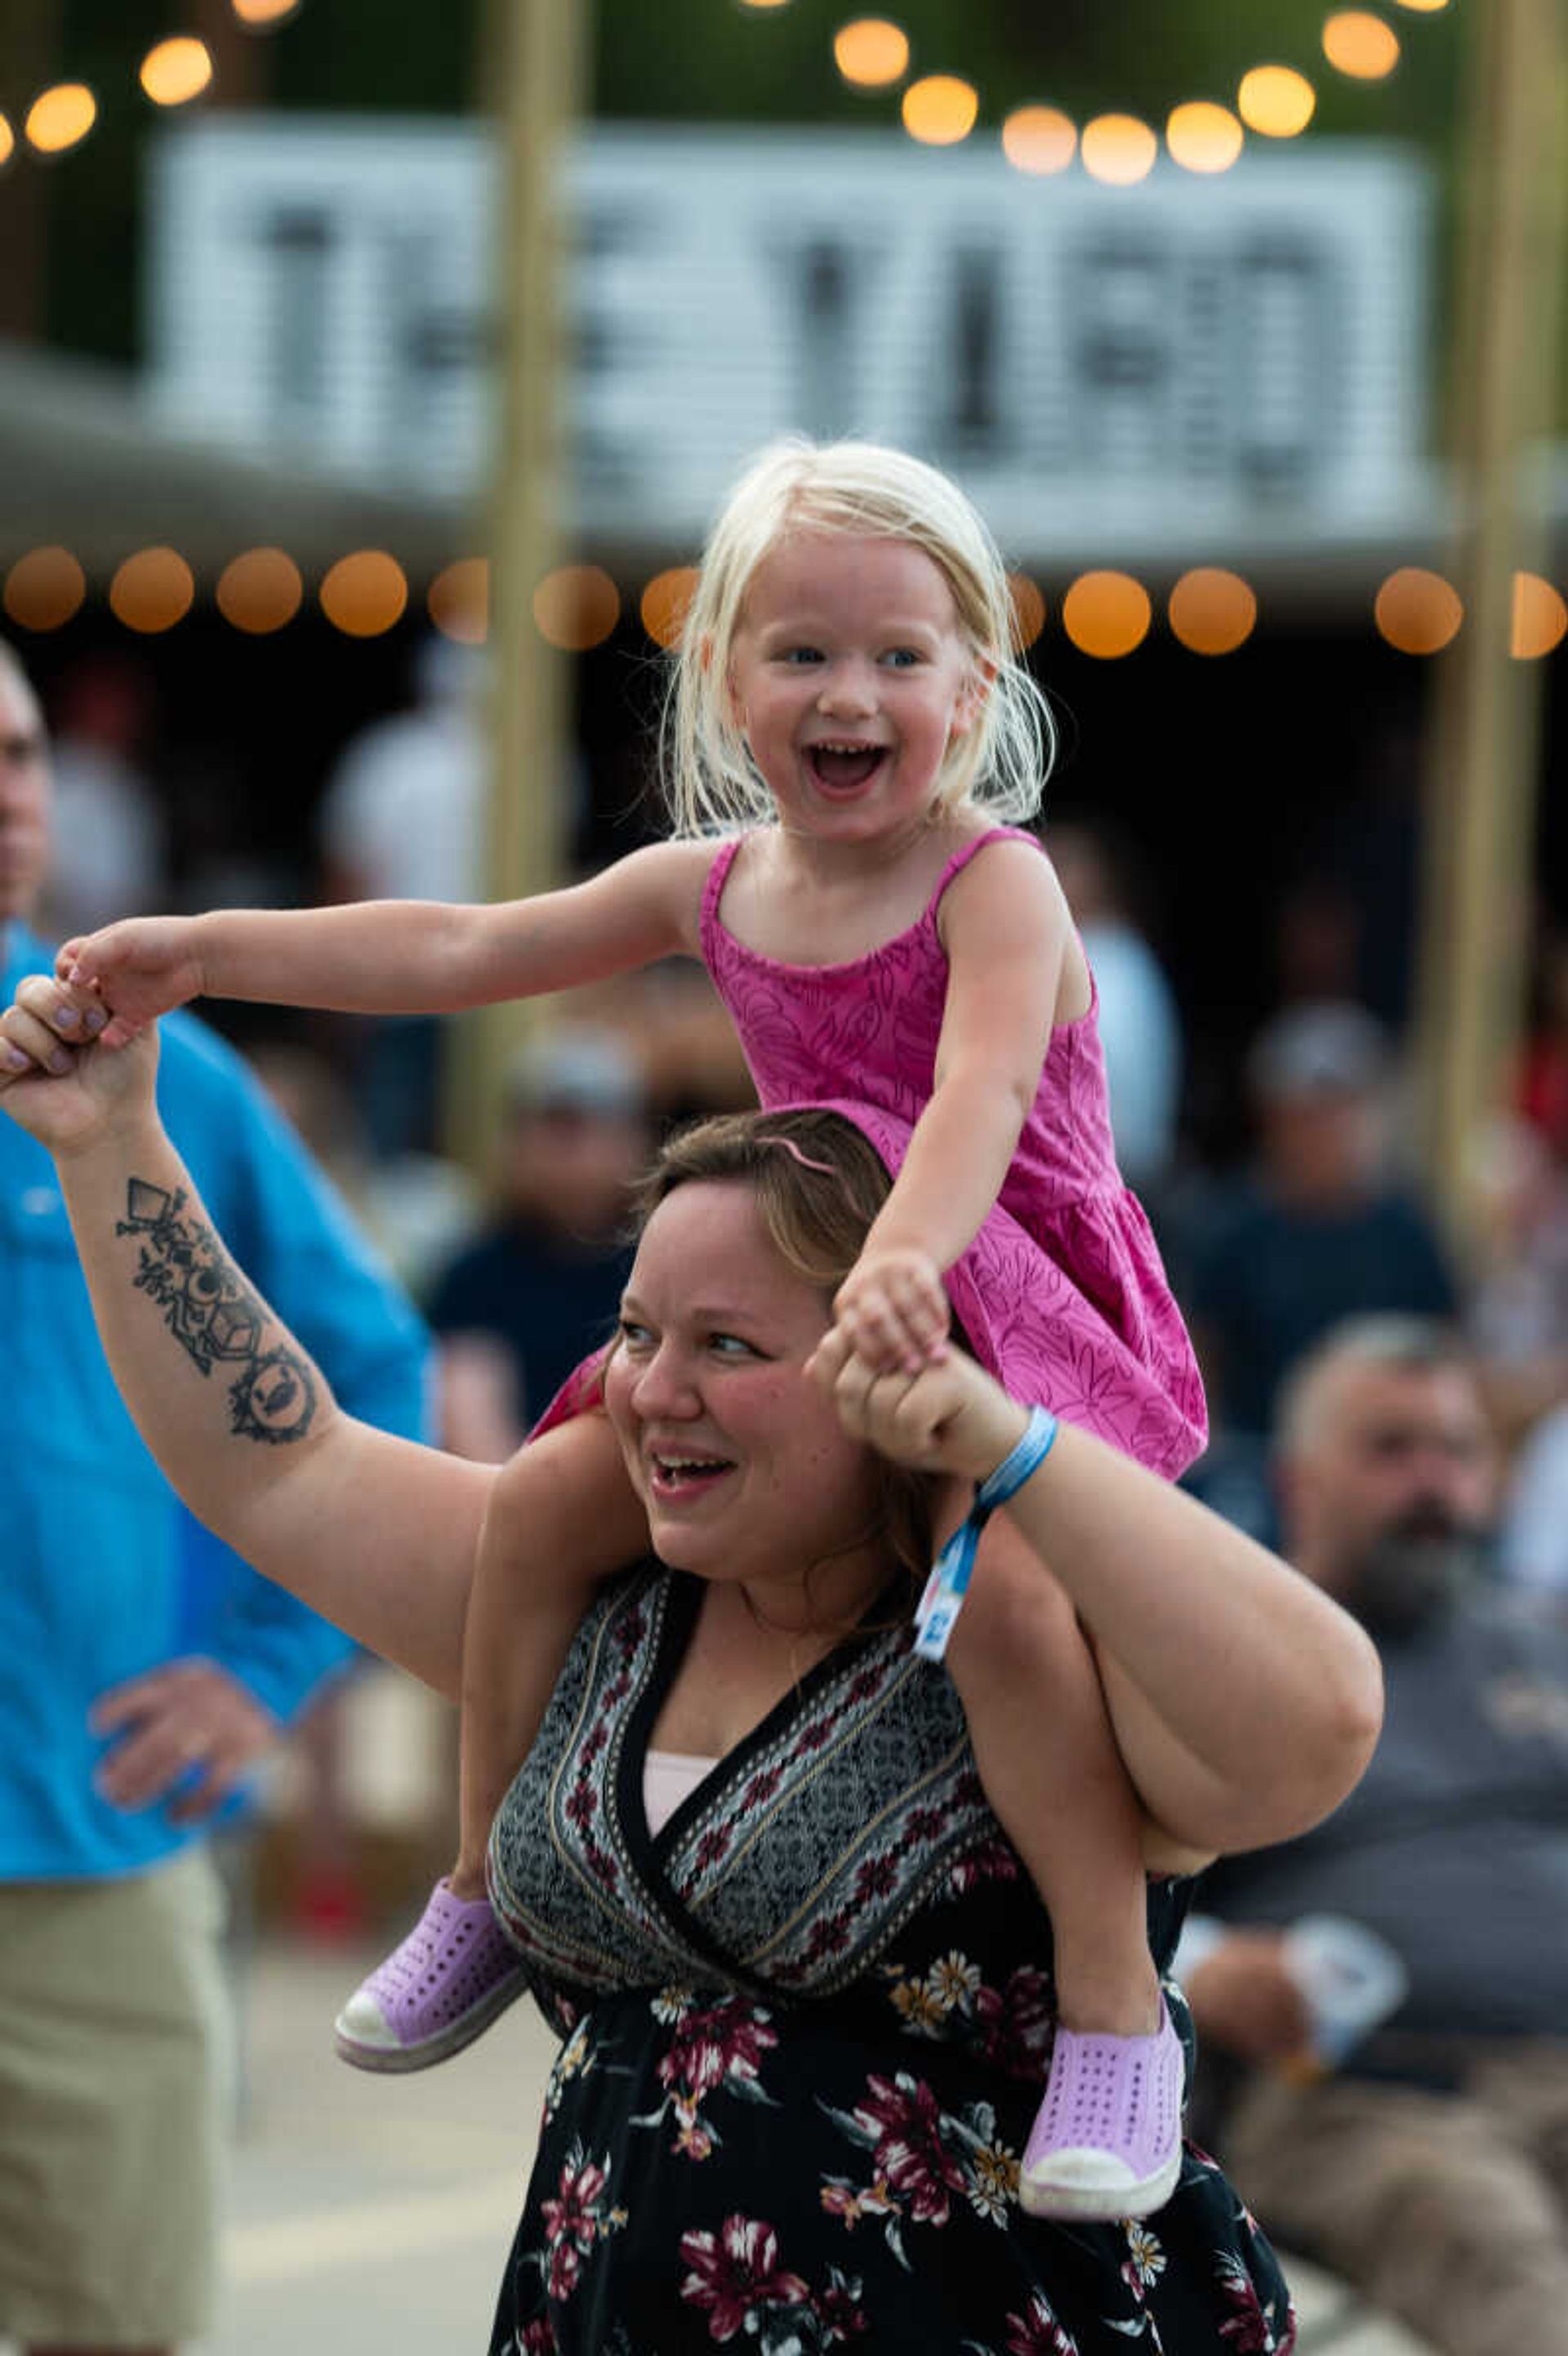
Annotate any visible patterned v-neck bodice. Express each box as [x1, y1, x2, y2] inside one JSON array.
[[483, 1567, 1296, 2354]]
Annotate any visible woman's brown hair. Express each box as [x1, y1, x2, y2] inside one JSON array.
[[635, 1106, 944, 1607]]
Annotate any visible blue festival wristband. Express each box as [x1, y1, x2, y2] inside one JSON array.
[[913, 1405, 1059, 1663]]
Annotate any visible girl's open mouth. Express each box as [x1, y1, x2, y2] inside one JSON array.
[[807, 744, 887, 792], [648, 1453, 735, 1497]]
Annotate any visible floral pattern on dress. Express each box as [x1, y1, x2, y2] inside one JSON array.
[[488, 1568, 1296, 2355]]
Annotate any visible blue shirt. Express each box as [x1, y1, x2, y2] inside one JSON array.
[[0, 926, 431, 1880]]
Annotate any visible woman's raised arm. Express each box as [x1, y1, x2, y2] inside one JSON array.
[[813, 1331, 1384, 1860], [0, 977, 488, 1695]]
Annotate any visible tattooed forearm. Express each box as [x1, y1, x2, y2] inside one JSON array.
[[117, 1178, 318, 1444]]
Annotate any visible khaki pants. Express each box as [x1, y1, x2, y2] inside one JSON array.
[[1224, 2045, 1568, 2356], [0, 1850, 231, 2349]]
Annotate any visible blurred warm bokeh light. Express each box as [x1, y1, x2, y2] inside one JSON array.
[[737, 0, 791, 11], [1169, 569, 1258, 654], [1008, 574, 1046, 651], [0, 116, 15, 168], [834, 20, 910, 88], [1388, 0, 1447, 11], [533, 564, 620, 652], [1512, 573, 1568, 661], [110, 548, 194, 635], [1322, 12, 1401, 79], [4, 547, 86, 633], [1237, 65, 1317, 136], [640, 568, 699, 651], [1000, 105, 1077, 176], [25, 84, 97, 154], [320, 551, 408, 638], [1375, 567, 1463, 654], [902, 76, 978, 145], [1080, 114, 1157, 186], [1062, 573, 1152, 659], [429, 557, 490, 645], [232, 0, 302, 19], [216, 547, 303, 635], [140, 38, 215, 107], [1165, 101, 1245, 174]]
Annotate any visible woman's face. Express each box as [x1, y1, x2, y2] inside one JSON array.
[[604, 1179, 887, 1609]]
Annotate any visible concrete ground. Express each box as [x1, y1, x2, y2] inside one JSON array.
[[191, 1939, 1433, 2356]]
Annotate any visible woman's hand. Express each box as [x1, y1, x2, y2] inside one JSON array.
[[0, 973, 159, 1155], [808, 1327, 1028, 1485], [56, 915, 206, 1047]]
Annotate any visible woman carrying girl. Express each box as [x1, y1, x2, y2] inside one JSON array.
[[61, 438, 1209, 2222]]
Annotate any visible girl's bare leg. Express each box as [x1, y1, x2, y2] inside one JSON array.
[[944, 1513, 1159, 2036], [447, 1411, 650, 1897]]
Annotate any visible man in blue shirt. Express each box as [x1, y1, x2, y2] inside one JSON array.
[[0, 641, 430, 2354]]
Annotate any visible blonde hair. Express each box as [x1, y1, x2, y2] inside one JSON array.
[[662, 437, 1054, 837]]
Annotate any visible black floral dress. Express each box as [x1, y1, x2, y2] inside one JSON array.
[[486, 1567, 1294, 2355]]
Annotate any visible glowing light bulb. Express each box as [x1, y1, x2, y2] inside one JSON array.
[[834, 20, 909, 88], [1080, 114, 1158, 186], [24, 83, 97, 154], [1001, 106, 1076, 176], [140, 38, 215, 106], [1237, 65, 1317, 136], [902, 76, 978, 145]]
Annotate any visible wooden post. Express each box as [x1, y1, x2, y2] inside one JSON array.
[[444, 0, 586, 1173], [1414, 0, 1566, 1245]]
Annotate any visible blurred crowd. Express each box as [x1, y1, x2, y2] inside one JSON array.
[[21, 635, 1568, 2356]]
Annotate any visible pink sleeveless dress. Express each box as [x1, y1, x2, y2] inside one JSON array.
[[541, 826, 1205, 1479]]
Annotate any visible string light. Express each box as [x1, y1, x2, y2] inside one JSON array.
[[1165, 100, 1245, 174], [902, 75, 978, 145], [1322, 12, 1401, 80], [428, 558, 489, 645], [640, 569, 699, 650], [4, 547, 87, 632], [1000, 106, 1076, 176], [1168, 569, 1257, 654], [1374, 567, 1463, 654], [532, 564, 620, 652], [1237, 65, 1317, 136], [1080, 114, 1157, 186], [24, 83, 97, 154], [1008, 575, 1045, 650], [1511, 573, 1568, 661], [231, 0, 303, 22], [0, 116, 15, 168], [109, 547, 194, 633], [1062, 573, 1152, 659], [320, 551, 408, 637], [216, 547, 302, 633], [140, 38, 214, 108], [834, 20, 909, 89]]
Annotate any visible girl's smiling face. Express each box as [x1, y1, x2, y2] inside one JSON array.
[[603, 1178, 888, 1622], [727, 533, 979, 851]]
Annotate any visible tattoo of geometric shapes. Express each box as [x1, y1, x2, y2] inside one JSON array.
[[117, 1176, 317, 1443]]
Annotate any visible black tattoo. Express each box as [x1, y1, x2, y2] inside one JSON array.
[[118, 1179, 318, 1444]]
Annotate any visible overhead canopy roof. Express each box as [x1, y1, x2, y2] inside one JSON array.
[[0, 339, 468, 581]]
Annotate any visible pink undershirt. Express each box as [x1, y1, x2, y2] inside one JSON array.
[[644, 1748, 719, 1836]]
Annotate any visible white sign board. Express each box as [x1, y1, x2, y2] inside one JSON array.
[[146, 121, 1433, 557]]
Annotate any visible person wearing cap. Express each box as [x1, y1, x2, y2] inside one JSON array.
[[1180, 1315, 1568, 2356], [1182, 1000, 1458, 1457], [426, 1025, 651, 1460]]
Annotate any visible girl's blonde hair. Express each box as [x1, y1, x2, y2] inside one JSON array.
[[662, 437, 1055, 837]]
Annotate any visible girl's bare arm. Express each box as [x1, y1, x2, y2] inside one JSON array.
[[62, 840, 714, 1043]]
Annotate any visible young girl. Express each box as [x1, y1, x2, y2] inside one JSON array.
[[60, 439, 1207, 2223]]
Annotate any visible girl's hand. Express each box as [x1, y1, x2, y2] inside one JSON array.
[[808, 1327, 1028, 1486], [832, 1244, 951, 1375], [0, 973, 160, 1155], [56, 916, 207, 1047]]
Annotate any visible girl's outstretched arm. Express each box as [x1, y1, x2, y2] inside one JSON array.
[[834, 836, 1070, 1370], [60, 839, 714, 1046]]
